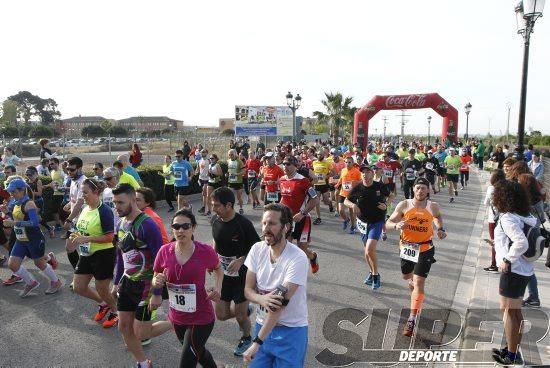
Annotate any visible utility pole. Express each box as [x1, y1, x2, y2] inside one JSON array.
[[395, 110, 411, 140], [382, 116, 388, 142]]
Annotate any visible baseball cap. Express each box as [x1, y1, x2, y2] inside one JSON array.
[[264, 152, 274, 158], [449, 147, 456, 151], [359, 164, 375, 172], [6, 178, 27, 193], [414, 177, 430, 187], [427, 150, 433, 154]]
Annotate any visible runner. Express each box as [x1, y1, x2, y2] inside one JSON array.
[[401, 149, 422, 199], [69, 178, 118, 328], [433, 145, 448, 189], [210, 187, 260, 356], [336, 156, 362, 234], [329, 151, 346, 217], [279, 155, 320, 273], [226, 149, 246, 214], [4, 178, 62, 297], [377, 153, 401, 215], [421, 150, 440, 195], [112, 184, 172, 368], [101, 167, 121, 227], [150, 209, 224, 368], [160, 155, 176, 212], [344, 164, 390, 289], [196, 149, 210, 214], [242, 203, 309, 367], [245, 151, 262, 209], [135, 187, 170, 244], [459, 148, 472, 190], [205, 154, 223, 216], [258, 152, 284, 205], [63, 157, 87, 272], [386, 177, 447, 337], [312, 151, 334, 225], [170, 149, 194, 211], [444, 148, 461, 202], [113, 161, 141, 190], [24, 166, 55, 238]]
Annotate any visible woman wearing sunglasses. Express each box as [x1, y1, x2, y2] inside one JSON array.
[[150, 209, 223, 368], [69, 178, 119, 328]]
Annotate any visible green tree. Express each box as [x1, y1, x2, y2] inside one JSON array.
[[110, 126, 128, 137], [7, 91, 61, 124], [0, 100, 19, 126], [100, 120, 113, 132], [29, 125, 55, 138], [313, 92, 357, 141], [82, 125, 107, 137]]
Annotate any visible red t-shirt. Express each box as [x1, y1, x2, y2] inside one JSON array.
[[460, 155, 472, 172], [144, 207, 170, 245], [262, 165, 285, 193], [377, 160, 401, 184], [153, 241, 219, 326], [245, 159, 262, 179], [280, 173, 314, 215]]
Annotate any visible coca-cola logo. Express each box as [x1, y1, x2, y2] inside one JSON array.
[[385, 94, 428, 108]]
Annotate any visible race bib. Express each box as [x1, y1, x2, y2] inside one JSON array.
[[316, 174, 325, 183], [405, 170, 416, 181], [356, 219, 367, 235], [266, 192, 278, 202], [78, 242, 92, 256], [228, 174, 237, 183], [14, 226, 29, 242], [342, 182, 352, 191], [167, 283, 197, 313], [384, 170, 394, 178], [461, 164, 469, 170], [218, 254, 239, 277], [447, 164, 455, 171], [174, 171, 183, 180], [247, 170, 256, 178], [400, 242, 420, 263], [425, 162, 434, 171]]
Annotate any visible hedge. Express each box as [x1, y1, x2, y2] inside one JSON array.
[[7, 161, 230, 221]]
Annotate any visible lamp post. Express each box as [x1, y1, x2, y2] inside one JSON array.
[[464, 102, 472, 142], [506, 102, 512, 144], [515, 0, 545, 158], [286, 91, 301, 142], [427, 116, 432, 145]]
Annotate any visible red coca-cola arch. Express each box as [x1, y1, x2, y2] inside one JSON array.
[[353, 93, 458, 148]]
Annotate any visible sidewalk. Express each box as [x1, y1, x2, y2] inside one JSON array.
[[460, 168, 550, 366]]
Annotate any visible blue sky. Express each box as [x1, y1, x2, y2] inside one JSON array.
[[1, 0, 548, 136]]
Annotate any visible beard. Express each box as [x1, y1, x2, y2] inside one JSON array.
[[262, 228, 285, 247]]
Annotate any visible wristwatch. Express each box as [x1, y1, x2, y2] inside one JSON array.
[[253, 336, 264, 345], [503, 258, 511, 265], [438, 228, 445, 232], [300, 210, 308, 216]]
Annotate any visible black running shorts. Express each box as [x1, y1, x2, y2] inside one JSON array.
[[314, 184, 330, 194], [499, 271, 529, 299], [228, 183, 244, 191], [292, 216, 312, 243], [446, 174, 459, 183], [174, 186, 192, 196], [75, 247, 116, 280], [400, 246, 436, 278], [220, 275, 246, 304], [117, 275, 153, 321]]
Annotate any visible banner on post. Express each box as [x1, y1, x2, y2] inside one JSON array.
[[235, 106, 293, 136]]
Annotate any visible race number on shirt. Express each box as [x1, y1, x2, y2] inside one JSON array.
[[461, 164, 469, 170], [247, 170, 256, 178], [78, 242, 92, 256], [229, 174, 237, 182], [167, 283, 197, 313], [400, 242, 420, 263], [342, 182, 352, 191], [384, 170, 394, 178], [405, 169, 416, 181], [14, 226, 29, 242], [266, 192, 278, 201], [174, 171, 183, 180], [356, 219, 368, 235], [425, 162, 434, 171], [218, 254, 239, 277]]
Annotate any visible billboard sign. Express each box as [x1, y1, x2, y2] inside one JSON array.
[[235, 105, 293, 136]]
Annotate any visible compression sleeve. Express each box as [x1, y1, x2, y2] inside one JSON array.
[[15, 208, 40, 227]]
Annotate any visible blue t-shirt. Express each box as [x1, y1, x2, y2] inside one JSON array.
[[170, 160, 193, 187], [433, 151, 447, 165], [124, 166, 141, 182]]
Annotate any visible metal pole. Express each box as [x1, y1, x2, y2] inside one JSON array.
[[292, 103, 296, 142], [428, 121, 431, 145], [506, 104, 511, 144], [517, 29, 531, 158], [465, 113, 469, 142], [108, 132, 112, 162]]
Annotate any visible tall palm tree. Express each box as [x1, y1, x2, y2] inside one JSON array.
[[313, 92, 357, 142]]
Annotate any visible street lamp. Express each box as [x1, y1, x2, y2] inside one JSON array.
[[515, 0, 545, 157], [464, 102, 472, 142], [286, 91, 301, 142], [427, 116, 432, 145]]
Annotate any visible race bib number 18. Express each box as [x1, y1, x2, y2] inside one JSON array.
[[168, 283, 197, 313]]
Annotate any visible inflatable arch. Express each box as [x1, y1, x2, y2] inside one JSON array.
[[353, 93, 458, 148]]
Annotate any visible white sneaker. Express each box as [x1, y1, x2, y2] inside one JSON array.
[[45, 279, 63, 294], [20, 280, 40, 298]]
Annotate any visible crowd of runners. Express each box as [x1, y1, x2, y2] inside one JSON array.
[[0, 136, 548, 367]]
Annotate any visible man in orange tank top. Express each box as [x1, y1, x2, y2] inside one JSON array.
[[386, 177, 447, 337]]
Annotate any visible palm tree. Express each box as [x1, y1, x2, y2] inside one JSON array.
[[313, 92, 357, 142]]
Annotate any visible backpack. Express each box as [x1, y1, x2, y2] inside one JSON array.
[[501, 219, 548, 262]]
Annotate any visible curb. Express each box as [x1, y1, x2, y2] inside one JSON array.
[[448, 167, 488, 348]]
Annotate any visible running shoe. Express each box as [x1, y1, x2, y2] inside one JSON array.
[[348, 226, 356, 235], [103, 312, 119, 328], [491, 346, 507, 358], [167, 207, 175, 213], [0, 255, 6, 266], [522, 297, 541, 308], [403, 319, 416, 337], [141, 339, 152, 346], [47, 252, 58, 270], [372, 274, 381, 290], [198, 207, 205, 214], [334, 211, 340, 217], [492, 352, 523, 366], [454, 190, 458, 196], [55, 224, 63, 232], [449, 197, 454, 203], [460, 186, 464, 190], [313, 218, 322, 225], [381, 231, 387, 241], [45, 279, 63, 295], [3, 275, 23, 286], [94, 304, 110, 321], [233, 336, 252, 356], [205, 211, 211, 217], [239, 208, 244, 215], [135, 359, 152, 368], [310, 253, 319, 274], [483, 265, 499, 273], [69, 281, 74, 291], [342, 219, 350, 230], [20, 280, 40, 298], [364, 273, 373, 286], [329, 205, 334, 213]]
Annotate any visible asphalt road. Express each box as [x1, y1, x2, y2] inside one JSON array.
[[0, 173, 484, 367]]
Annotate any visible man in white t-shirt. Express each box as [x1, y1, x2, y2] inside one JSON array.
[[62, 156, 87, 271], [197, 149, 210, 214], [243, 203, 309, 367]]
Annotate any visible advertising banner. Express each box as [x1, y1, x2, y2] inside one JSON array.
[[235, 105, 293, 136]]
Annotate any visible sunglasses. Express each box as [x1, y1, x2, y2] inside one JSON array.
[[67, 167, 78, 172], [93, 167, 101, 170], [104, 176, 114, 181], [171, 223, 193, 230], [282, 162, 293, 166], [175, 155, 182, 158]]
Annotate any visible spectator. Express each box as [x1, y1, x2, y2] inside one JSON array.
[[92, 162, 104, 181], [2, 147, 21, 167], [492, 180, 536, 366], [490, 145, 506, 169], [129, 143, 142, 168], [476, 140, 486, 170], [528, 152, 544, 183], [36, 158, 51, 176], [39, 138, 57, 160], [181, 141, 191, 161], [524, 144, 535, 162], [482, 169, 506, 273]]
